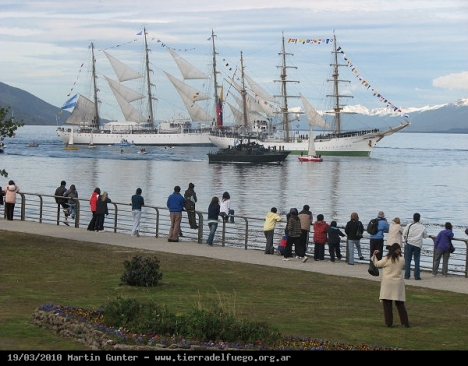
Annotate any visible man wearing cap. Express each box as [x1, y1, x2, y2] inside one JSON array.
[[369, 211, 390, 260]]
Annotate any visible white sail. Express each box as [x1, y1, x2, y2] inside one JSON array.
[[165, 72, 214, 122], [110, 84, 147, 122], [307, 127, 317, 156], [65, 94, 96, 126], [244, 73, 278, 104], [229, 92, 266, 125], [167, 47, 209, 80], [103, 50, 143, 82], [69, 129, 74, 145], [104, 76, 144, 103], [300, 94, 331, 129], [227, 77, 265, 115], [227, 102, 244, 126]]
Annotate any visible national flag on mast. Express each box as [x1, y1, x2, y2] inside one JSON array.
[[216, 86, 223, 128], [61, 94, 78, 110]]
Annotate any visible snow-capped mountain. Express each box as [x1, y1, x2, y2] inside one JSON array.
[[291, 98, 468, 133]]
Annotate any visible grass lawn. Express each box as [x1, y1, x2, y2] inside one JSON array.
[[1, 230, 467, 350]]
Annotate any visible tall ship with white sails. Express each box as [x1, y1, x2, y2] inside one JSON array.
[[56, 28, 219, 146], [209, 34, 410, 157]]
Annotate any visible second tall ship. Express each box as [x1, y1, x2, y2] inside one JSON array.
[[208, 33, 410, 157]]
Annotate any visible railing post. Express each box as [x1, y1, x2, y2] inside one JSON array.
[[19, 192, 26, 221]]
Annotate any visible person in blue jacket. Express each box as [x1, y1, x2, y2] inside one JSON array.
[[369, 211, 390, 260], [432, 222, 454, 277], [166, 185, 186, 242]]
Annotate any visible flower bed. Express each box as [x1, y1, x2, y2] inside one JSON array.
[[32, 304, 401, 351]]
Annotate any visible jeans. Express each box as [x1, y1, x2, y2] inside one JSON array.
[[131, 210, 142, 236], [68, 203, 76, 219], [222, 209, 235, 223], [207, 222, 218, 245], [404, 243, 421, 279], [347, 239, 363, 264]]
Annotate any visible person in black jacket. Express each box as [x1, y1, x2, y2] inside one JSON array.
[[54, 180, 70, 225], [327, 220, 346, 262], [184, 182, 198, 229], [94, 191, 111, 232], [345, 212, 365, 265]]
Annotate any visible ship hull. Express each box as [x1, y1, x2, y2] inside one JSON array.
[[56, 128, 213, 146], [209, 122, 410, 157], [209, 134, 376, 157], [208, 150, 290, 164]]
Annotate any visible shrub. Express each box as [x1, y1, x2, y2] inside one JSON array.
[[101, 297, 178, 335], [120, 255, 163, 287], [100, 297, 282, 345]]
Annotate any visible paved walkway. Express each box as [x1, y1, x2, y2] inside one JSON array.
[[1, 220, 467, 294]]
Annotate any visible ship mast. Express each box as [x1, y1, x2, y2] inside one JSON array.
[[240, 51, 249, 128], [90, 42, 100, 129], [274, 33, 299, 142], [143, 27, 155, 124], [327, 32, 353, 133], [211, 29, 221, 130]]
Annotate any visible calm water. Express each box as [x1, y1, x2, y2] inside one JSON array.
[[2, 126, 467, 235]]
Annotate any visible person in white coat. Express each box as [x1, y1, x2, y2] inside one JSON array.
[[372, 243, 410, 328], [386, 217, 403, 251]]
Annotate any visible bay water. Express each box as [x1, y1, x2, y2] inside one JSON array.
[[1, 126, 467, 236]]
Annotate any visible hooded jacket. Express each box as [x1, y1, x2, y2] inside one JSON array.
[[434, 229, 454, 252], [4, 184, 20, 204]]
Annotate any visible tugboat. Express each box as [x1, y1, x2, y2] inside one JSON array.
[[208, 139, 290, 164]]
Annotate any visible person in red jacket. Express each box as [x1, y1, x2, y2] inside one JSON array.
[[87, 188, 101, 231], [313, 214, 329, 261]]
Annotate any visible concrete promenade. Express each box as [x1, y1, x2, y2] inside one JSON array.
[[1, 219, 467, 295]]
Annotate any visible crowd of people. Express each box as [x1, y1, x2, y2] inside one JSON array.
[[2, 178, 467, 329]]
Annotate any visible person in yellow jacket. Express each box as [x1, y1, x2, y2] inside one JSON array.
[[263, 207, 282, 254]]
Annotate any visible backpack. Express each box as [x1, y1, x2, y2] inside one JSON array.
[[366, 218, 379, 235]]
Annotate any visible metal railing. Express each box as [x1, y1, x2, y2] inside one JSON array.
[[4, 192, 468, 277]]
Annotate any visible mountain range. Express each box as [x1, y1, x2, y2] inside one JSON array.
[[0, 81, 467, 133]]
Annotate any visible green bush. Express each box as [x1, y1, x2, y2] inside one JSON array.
[[101, 297, 178, 335], [120, 255, 163, 287]]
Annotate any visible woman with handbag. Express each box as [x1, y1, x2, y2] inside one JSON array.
[[432, 222, 454, 277], [372, 243, 410, 328]]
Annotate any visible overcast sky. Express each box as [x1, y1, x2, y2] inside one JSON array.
[[1, 0, 467, 122]]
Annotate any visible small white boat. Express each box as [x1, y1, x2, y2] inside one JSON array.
[[138, 148, 147, 154], [88, 131, 96, 148], [115, 139, 135, 147], [298, 94, 323, 163], [64, 129, 79, 150]]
